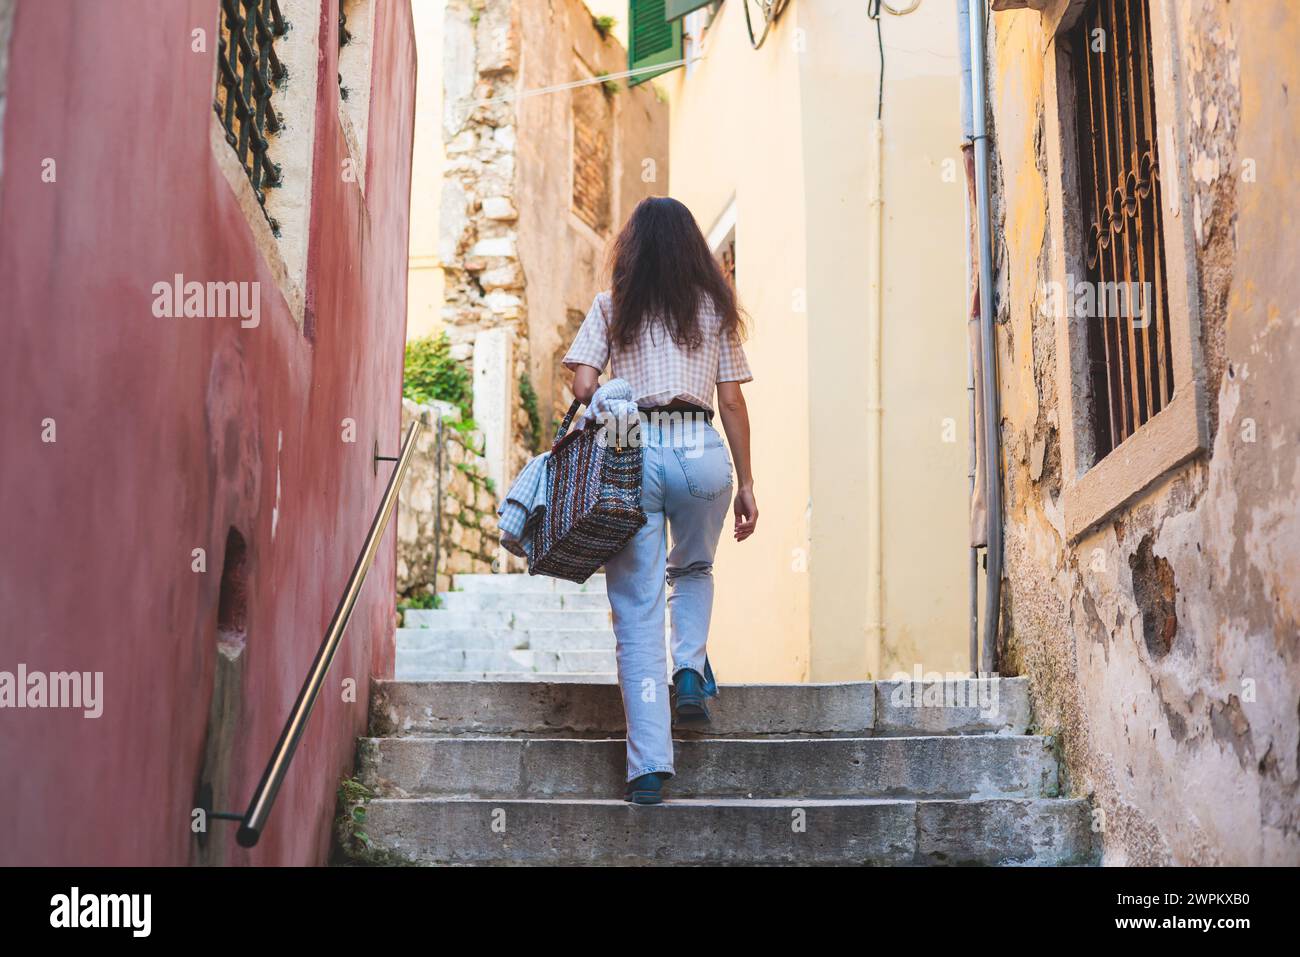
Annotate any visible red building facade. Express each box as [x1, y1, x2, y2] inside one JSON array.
[[0, 0, 416, 865]]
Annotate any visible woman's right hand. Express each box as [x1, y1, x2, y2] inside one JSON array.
[[733, 485, 758, 541], [716, 382, 755, 542]]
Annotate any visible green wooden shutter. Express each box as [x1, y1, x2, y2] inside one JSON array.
[[628, 0, 683, 87], [666, 0, 714, 20]]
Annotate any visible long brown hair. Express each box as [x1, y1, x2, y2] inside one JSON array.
[[608, 197, 745, 351]]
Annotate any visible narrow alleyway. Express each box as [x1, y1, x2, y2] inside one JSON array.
[[1, 0, 1292, 894]]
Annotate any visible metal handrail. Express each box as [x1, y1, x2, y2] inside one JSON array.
[[227, 419, 422, 848]]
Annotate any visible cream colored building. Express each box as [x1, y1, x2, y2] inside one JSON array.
[[587, 0, 972, 681], [408, 0, 447, 342]]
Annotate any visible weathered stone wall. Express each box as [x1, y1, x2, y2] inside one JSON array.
[[397, 399, 499, 598], [440, 0, 529, 484], [987, 1, 1299, 864]]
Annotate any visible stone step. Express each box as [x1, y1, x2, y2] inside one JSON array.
[[386, 672, 618, 684], [436, 591, 610, 612], [396, 627, 616, 652], [354, 796, 1095, 866], [403, 608, 611, 630], [395, 648, 616, 677], [453, 573, 607, 594], [357, 735, 1060, 801], [370, 677, 1031, 738]]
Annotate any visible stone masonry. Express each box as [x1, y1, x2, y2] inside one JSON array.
[[440, 0, 533, 484], [396, 398, 499, 599]]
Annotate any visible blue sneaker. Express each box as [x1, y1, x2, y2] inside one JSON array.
[[625, 772, 669, 805], [673, 668, 711, 722]]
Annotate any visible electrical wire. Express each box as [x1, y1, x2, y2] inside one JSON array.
[[867, 0, 885, 120], [867, 0, 925, 120], [463, 57, 704, 109]]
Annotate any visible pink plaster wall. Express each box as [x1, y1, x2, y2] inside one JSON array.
[[0, 0, 417, 865]]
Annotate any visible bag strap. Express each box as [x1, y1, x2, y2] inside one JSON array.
[[553, 399, 583, 446]]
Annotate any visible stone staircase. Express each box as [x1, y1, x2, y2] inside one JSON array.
[[397, 573, 616, 681], [352, 573, 1095, 866]]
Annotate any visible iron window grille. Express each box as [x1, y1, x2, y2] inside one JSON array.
[[1070, 0, 1173, 460], [214, 0, 289, 232], [338, 4, 351, 100]]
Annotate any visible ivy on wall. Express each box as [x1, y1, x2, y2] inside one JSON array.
[[518, 371, 543, 454]]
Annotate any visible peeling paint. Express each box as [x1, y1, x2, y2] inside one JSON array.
[[987, 0, 1300, 865]]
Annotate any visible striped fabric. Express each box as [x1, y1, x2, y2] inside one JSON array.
[[529, 398, 647, 583]]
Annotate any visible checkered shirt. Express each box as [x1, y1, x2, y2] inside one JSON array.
[[562, 291, 752, 411]]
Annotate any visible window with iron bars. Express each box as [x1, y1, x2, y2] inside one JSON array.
[[338, 3, 351, 98], [1070, 0, 1173, 460], [213, 0, 289, 233]]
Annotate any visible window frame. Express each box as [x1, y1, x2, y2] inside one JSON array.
[[628, 0, 684, 87], [208, 0, 324, 331], [337, 0, 377, 193], [1039, 0, 1208, 540], [706, 195, 737, 285], [567, 59, 616, 241]]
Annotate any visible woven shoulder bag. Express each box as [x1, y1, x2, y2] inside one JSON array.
[[529, 399, 646, 583]]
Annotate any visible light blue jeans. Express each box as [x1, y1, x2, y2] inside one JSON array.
[[604, 413, 733, 781]]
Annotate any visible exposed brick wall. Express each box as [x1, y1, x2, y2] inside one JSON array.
[[571, 80, 613, 231]]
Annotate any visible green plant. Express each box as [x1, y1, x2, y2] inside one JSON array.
[[333, 774, 417, 866], [396, 591, 440, 626], [596, 71, 621, 96], [447, 422, 487, 458], [403, 333, 472, 418], [336, 776, 373, 851], [592, 15, 617, 38], [519, 371, 543, 453]]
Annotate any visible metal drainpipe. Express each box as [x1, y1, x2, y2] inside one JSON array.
[[865, 118, 885, 674], [965, 200, 980, 676], [968, 0, 1003, 674], [958, 0, 979, 675]]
